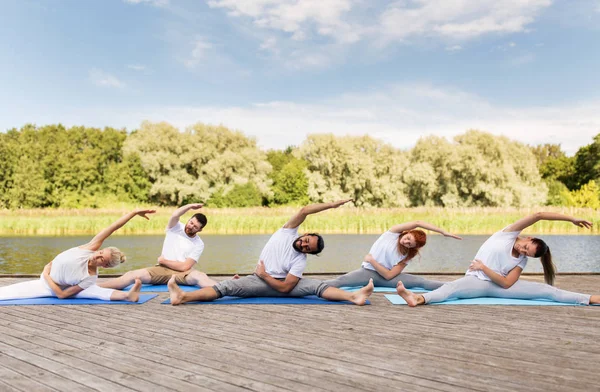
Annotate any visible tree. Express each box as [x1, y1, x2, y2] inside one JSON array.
[[570, 180, 600, 209], [298, 134, 409, 207], [571, 134, 600, 190], [267, 148, 309, 205]]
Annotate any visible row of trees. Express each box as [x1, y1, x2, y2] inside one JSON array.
[[0, 122, 598, 208]]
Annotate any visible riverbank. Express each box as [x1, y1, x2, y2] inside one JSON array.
[[0, 206, 598, 235]]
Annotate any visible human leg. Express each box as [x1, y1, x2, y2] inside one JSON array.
[[98, 268, 151, 289], [323, 268, 378, 287], [0, 278, 53, 300], [388, 273, 446, 290], [319, 279, 374, 306], [485, 279, 591, 305], [184, 270, 218, 287], [75, 279, 143, 302]]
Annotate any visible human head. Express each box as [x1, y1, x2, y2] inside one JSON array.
[[292, 233, 325, 255], [93, 247, 126, 268], [397, 230, 427, 262], [185, 213, 207, 236]]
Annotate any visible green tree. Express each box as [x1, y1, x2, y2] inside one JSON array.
[[572, 134, 600, 190], [570, 180, 600, 208], [267, 148, 309, 205]]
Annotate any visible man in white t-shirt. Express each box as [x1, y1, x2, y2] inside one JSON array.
[[167, 200, 374, 305], [100, 203, 217, 289]]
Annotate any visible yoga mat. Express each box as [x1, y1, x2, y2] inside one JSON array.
[[0, 294, 158, 306], [123, 283, 199, 292], [162, 295, 370, 305], [340, 286, 429, 293], [384, 294, 590, 306]]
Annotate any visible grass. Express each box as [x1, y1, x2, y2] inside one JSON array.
[[0, 206, 598, 236]]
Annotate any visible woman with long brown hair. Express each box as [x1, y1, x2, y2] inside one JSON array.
[[396, 212, 600, 306], [325, 221, 462, 289]]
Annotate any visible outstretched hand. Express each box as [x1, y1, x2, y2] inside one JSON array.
[[332, 199, 353, 208], [188, 203, 204, 210], [135, 209, 157, 220], [443, 232, 463, 240], [572, 219, 592, 229]]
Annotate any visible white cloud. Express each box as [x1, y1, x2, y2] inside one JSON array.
[[127, 64, 146, 71], [509, 52, 535, 66], [37, 83, 600, 156], [445, 44, 463, 52], [183, 37, 212, 68], [89, 69, 125, 88]]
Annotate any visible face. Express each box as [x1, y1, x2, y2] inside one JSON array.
[[292, 235, 319, 254], [515, 237, 538, 257], [400, 233, 417, 249], [94, 249, 113, 268], [185, 217, 203, 236]]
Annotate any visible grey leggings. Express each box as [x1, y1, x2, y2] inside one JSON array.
[[324, 267, 445, 290], [214, 274, 329, 298], [423, 275, 591, 305]]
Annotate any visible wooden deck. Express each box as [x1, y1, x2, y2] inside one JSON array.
[[0, 274, 599, 392]]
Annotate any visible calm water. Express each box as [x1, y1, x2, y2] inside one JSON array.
[[0, 235, 599, 275]]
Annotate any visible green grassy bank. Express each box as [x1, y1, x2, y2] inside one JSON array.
[[0, 207, 598, 236]]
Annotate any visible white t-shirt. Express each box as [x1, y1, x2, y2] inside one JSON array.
[[161, 222, 205, 263], [362, 231, 407, 271], [465, 228, 528, 281], [259, 227, 307, 278], [49, 247, 96, 289]]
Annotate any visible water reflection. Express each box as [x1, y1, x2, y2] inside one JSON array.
[[0, 234, 598, 274]]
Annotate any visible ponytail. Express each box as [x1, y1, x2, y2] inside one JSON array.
[[532, 238, 555, 286]]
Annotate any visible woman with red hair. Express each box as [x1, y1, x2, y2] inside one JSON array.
[[325, 221, 462, 289]]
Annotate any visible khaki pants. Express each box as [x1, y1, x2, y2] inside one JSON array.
[[146, 265, 192, 285]]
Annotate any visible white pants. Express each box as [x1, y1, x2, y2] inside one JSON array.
[[423, 276, 591, 305], [0, 276, 114, 301]]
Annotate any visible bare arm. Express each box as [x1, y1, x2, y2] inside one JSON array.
[[167, 203, 204, 229], [468, 259, 523, 289], [254, 260, 300, 293], [504, 212, 592, 233], [157, 256, 196, 272], [82, 208, 156, 251], [42, 263, 83, 299], [390, 221, 462, 239], [364, 254, 407, 280], [284, 199, 352, 229]]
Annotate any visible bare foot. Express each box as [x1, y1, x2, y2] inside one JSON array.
[[396, 281, 419, 307], [232, 274, 240, 280], [168, 276, 185, 306], [126, 279, 142, 302], [350, 278, 374, 306]]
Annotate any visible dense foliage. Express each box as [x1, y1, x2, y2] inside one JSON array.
[[1, 122, 598, 208]]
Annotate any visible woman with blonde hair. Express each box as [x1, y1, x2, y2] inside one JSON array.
[[325, 221, 462, 289], [0, 208, 155, 302]]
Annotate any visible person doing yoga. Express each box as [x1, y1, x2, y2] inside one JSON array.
[[0, 209, 155, 302], [396, 212, 600, 306], [325, 221, 462, 290], [168, 200, 374, 305]]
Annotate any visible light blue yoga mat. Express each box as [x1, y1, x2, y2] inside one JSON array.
[[0, 294, 158, 306], [340, 286, 429, 293], [162, 295, 370, 305], [384, 294, 589, 306], [123, 283, 200, 292]]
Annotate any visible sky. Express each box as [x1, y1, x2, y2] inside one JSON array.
[[1, 0, 599, 155]]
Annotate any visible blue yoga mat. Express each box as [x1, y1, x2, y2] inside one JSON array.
[[162, 295, 370, 305], [384, 294, 591, 306], [340, 286, 429, 293], [0, 294, 157, 306], [123, 283, 199, 292]]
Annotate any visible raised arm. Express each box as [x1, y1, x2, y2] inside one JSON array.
[[82, 208, 156, 251], [167, 203, 204, 229], [503, 212, 592, 233], [284, 199, 353, 229], [390, 221, 462, 239]]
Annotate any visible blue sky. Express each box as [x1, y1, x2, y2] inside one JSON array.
[[1, 0, 599, 154]]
